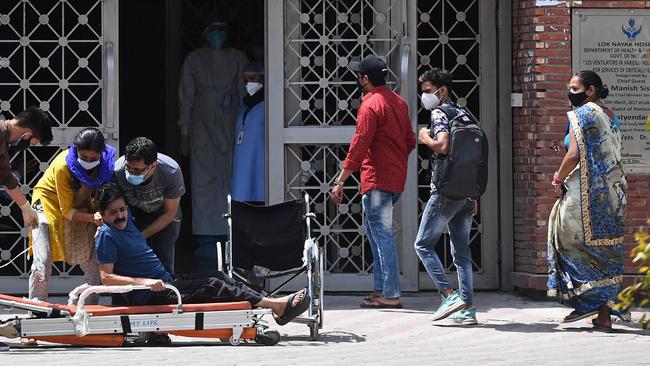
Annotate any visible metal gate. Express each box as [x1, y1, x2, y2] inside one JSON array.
[[267, 0, 498, 290], [0, 0, 118, 293]]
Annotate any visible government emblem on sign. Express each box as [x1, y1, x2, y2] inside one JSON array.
[[622, 18, 642, 40]]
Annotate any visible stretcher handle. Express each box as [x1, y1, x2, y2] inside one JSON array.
[[131, 284, 184, 313], [76, 283, 184, 315], [71, 284, 183, 337]]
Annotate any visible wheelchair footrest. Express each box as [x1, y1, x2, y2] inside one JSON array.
[[290, 315, 319, 324]]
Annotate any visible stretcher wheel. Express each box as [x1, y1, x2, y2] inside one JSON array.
[[255, 330, 280, 346], [229, 335, 242, 346]]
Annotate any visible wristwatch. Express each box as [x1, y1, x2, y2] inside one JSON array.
[[333, 179, 345, 186]]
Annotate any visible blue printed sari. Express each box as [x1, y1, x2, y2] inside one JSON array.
[[547, 102, 627, 315]]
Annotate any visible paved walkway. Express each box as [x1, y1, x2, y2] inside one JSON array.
[[1, 292, 648, 365]]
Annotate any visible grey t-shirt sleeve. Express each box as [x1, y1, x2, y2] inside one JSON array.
[[159, 154, 185, 199]]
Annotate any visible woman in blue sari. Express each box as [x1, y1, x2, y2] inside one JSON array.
[[547, 70, 627, 330]]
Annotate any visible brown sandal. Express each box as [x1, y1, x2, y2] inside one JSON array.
[[360, 299, 403, 309], [363, 291, 382, 301]]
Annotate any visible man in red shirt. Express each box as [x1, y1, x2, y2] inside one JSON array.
[[331, 55, 415, 308]]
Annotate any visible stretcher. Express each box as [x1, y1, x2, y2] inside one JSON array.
[[0, 284, 280, 347]]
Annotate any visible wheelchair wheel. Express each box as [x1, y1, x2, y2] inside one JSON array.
[[309, 322, 319, 340], [256, 330, 280, 346], [314, 247, 324, 329]]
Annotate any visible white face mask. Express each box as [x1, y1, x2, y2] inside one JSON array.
[[420, 88, 442, 110], [246, 82, 263, 96], [77, 157, 100, 170]]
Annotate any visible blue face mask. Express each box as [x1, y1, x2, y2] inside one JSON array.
[[77, 157, 100, 170], [125, 169, 146, 186], [206, 30, 227, 49]]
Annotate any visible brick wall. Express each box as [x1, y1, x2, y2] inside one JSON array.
[[511, 0, 650, 289]]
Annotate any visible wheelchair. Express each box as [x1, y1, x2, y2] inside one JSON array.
[[222, 193, 324, 340]]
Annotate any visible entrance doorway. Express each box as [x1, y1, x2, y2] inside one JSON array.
[[118, 0, 265, 273], [267, 0, 499, 291]]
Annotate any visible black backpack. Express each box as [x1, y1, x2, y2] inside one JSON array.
[[428, 105, 489, 199]]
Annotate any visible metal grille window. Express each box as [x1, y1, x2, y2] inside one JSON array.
[[281, 0, 484, 278], [283, 0, 404, 274], [0, 0, 113, 287], [284, 0, 402, 127]]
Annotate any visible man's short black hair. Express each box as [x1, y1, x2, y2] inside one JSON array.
[[15, 107, 53, 145], [97, 182, 125, 212], [418, 68, 453, 92], [125, 137, 158, 165]]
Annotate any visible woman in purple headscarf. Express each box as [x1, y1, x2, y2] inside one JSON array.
[[28, 127, 115, 305]]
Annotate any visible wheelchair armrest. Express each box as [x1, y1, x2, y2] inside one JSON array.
[[304, 213, 316, 219], [223, 213, 231, 218]]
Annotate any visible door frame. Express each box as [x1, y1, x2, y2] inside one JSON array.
[[266, 0, 420, 291]]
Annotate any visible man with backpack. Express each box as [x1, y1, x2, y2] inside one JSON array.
[[414, 68, 488, 325]]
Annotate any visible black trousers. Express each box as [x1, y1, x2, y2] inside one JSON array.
[[146, 271, 264, 306]]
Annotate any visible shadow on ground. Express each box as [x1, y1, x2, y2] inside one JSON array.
[[433, 321, 650, 336], [279, 331, 366, 344]]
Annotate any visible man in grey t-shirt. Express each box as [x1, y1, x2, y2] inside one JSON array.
[[114, 137, 185, 274]]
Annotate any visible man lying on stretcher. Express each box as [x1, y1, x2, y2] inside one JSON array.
[[95, 182, 309, 326]]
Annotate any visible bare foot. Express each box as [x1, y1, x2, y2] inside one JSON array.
[[20, 338, 38, 347], [593, 304, 612, 330], [261, 289, 307, 317], [592, 318, 612, 330]]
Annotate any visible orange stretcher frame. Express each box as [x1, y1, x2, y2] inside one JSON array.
[[0, 291, 278, 347]]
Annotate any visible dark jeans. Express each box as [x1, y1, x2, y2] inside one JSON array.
[[134, 213, 181, 276], [147, 271, 264, 306]]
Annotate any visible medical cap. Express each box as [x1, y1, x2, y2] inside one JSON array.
[[243, 62, 264, 76], [205, 16, 227, 30]]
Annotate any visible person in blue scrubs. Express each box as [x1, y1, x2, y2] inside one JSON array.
[[232, 62, 265, 205]]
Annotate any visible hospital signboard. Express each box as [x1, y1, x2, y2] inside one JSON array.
[[573, 9, 650, 174]]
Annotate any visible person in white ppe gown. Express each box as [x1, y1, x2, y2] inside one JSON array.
[[177, 20, 248, 258]]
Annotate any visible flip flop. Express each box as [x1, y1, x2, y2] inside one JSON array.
[[359, 300, 403, 309], [275, 288, 310, 326], [591, 318, 612, 332], [562, 310, 598, 323]]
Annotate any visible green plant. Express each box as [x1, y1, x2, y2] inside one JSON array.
[[615, 219, 650, 329]]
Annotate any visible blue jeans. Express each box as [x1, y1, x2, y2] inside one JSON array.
[[414, 191, 474, 305], [362, 189, 401, 299]]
